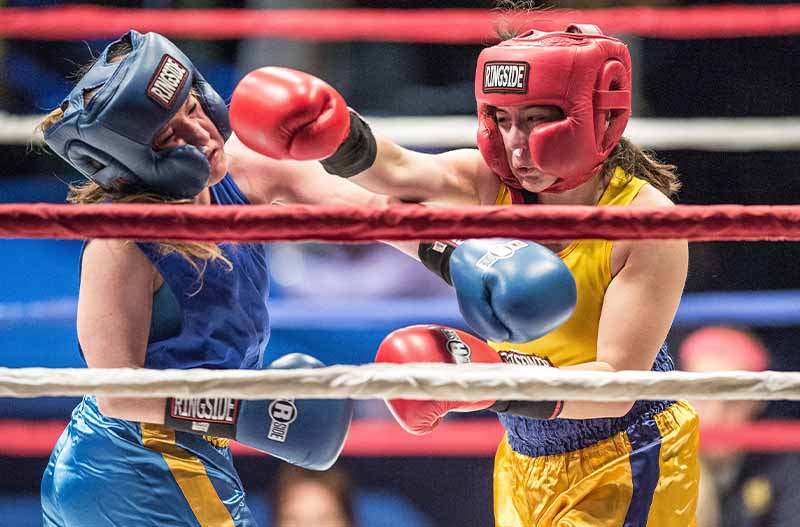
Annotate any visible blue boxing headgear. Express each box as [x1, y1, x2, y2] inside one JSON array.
[[44, 31, 230, 198]]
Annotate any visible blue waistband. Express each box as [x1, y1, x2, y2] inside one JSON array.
[[501, 345, 676, 457], [500, 399, 675, 457]]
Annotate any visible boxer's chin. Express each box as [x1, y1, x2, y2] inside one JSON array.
[[515, 168, 558, 193], [208, 149, 228, 186]]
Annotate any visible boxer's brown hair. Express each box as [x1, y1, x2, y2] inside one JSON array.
[[491, 1, 682, 198]]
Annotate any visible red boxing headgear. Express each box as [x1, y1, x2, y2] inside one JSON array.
[[475, 24, 631, 194]]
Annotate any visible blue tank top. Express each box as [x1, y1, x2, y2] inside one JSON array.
[[134, 174, 270, 370]]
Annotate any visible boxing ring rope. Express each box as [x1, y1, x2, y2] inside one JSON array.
[[2, 203, 800, 242], [4, 419, 800, 457], [358, 116, 800, 152], [7, 114, 800, 150], [3, 364, 800, 401], [3, 4, 800, 41]]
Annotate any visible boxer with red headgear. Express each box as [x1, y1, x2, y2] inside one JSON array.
[[243, 20, 696, 527], [475, 24, 632, 198]]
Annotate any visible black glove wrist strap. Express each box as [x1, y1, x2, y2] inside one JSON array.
[[490, 351, 562, 419], [164, 397, 240, 438], [488, 399, 563, 420], [320, 110, 377, 178], [418, 240, 459, 286]]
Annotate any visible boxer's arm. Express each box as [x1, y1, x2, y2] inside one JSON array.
[[558, 235, 688, 419], [234, 122, 491, 207], [77, 239, 167, 423], [226, 133, 439, 261], [228, 66, 495, 206], [227, 131, 390, 207], [273, 164, 424, 260], [348, 140, 493, 205]]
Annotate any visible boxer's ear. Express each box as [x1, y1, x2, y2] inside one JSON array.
[[67, 141, 139, 193]]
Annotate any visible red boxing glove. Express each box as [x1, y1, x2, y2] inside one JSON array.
[[375, 325, 502, 435], [229, 67, 350, 160]]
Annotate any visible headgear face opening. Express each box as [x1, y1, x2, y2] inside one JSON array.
[[475, 24, 631, 194], [44, 31, 231, 198]]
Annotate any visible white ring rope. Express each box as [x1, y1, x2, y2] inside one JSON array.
[[6, 112, 800, 151], [370, 116, 800, 151], [0, 112, 42, 145], [3, 365, 800, 401]]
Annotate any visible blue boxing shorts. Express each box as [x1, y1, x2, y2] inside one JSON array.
[[42, 396, 256, 526]]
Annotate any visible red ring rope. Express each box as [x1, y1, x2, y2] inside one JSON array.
[[2, 5, 800, 41], [2, 419, 799, 457], [1, 203, 800, 242]]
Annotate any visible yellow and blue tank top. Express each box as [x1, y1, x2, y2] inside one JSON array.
[[490, 167, 675, 456], [78, 174, 270, 371]]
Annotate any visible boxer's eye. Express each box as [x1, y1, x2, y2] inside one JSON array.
[[525, 114, 553, 128], [155, 129, 174, 149]]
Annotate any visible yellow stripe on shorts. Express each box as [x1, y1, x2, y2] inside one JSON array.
[[141, 423, 235, 527]]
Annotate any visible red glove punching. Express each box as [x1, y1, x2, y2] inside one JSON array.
[[229, 67, 350, 160], [375, 325, 503, 435]]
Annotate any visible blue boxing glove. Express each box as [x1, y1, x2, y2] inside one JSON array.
[[419, 239, 576, 343], [164, 353, 353, 471]]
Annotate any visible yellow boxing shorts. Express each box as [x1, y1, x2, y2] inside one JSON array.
[[494, 401, 699, 527]]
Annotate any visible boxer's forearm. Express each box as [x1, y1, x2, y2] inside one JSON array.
[[556, 361, 635, 419], [556, 400, 635, 420]]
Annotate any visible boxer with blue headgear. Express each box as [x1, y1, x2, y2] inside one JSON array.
[[44, 30, 230, 198], [38, 30, 403, 527]]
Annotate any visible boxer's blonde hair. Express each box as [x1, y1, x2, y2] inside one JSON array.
[[37, 39, 231, 278]]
